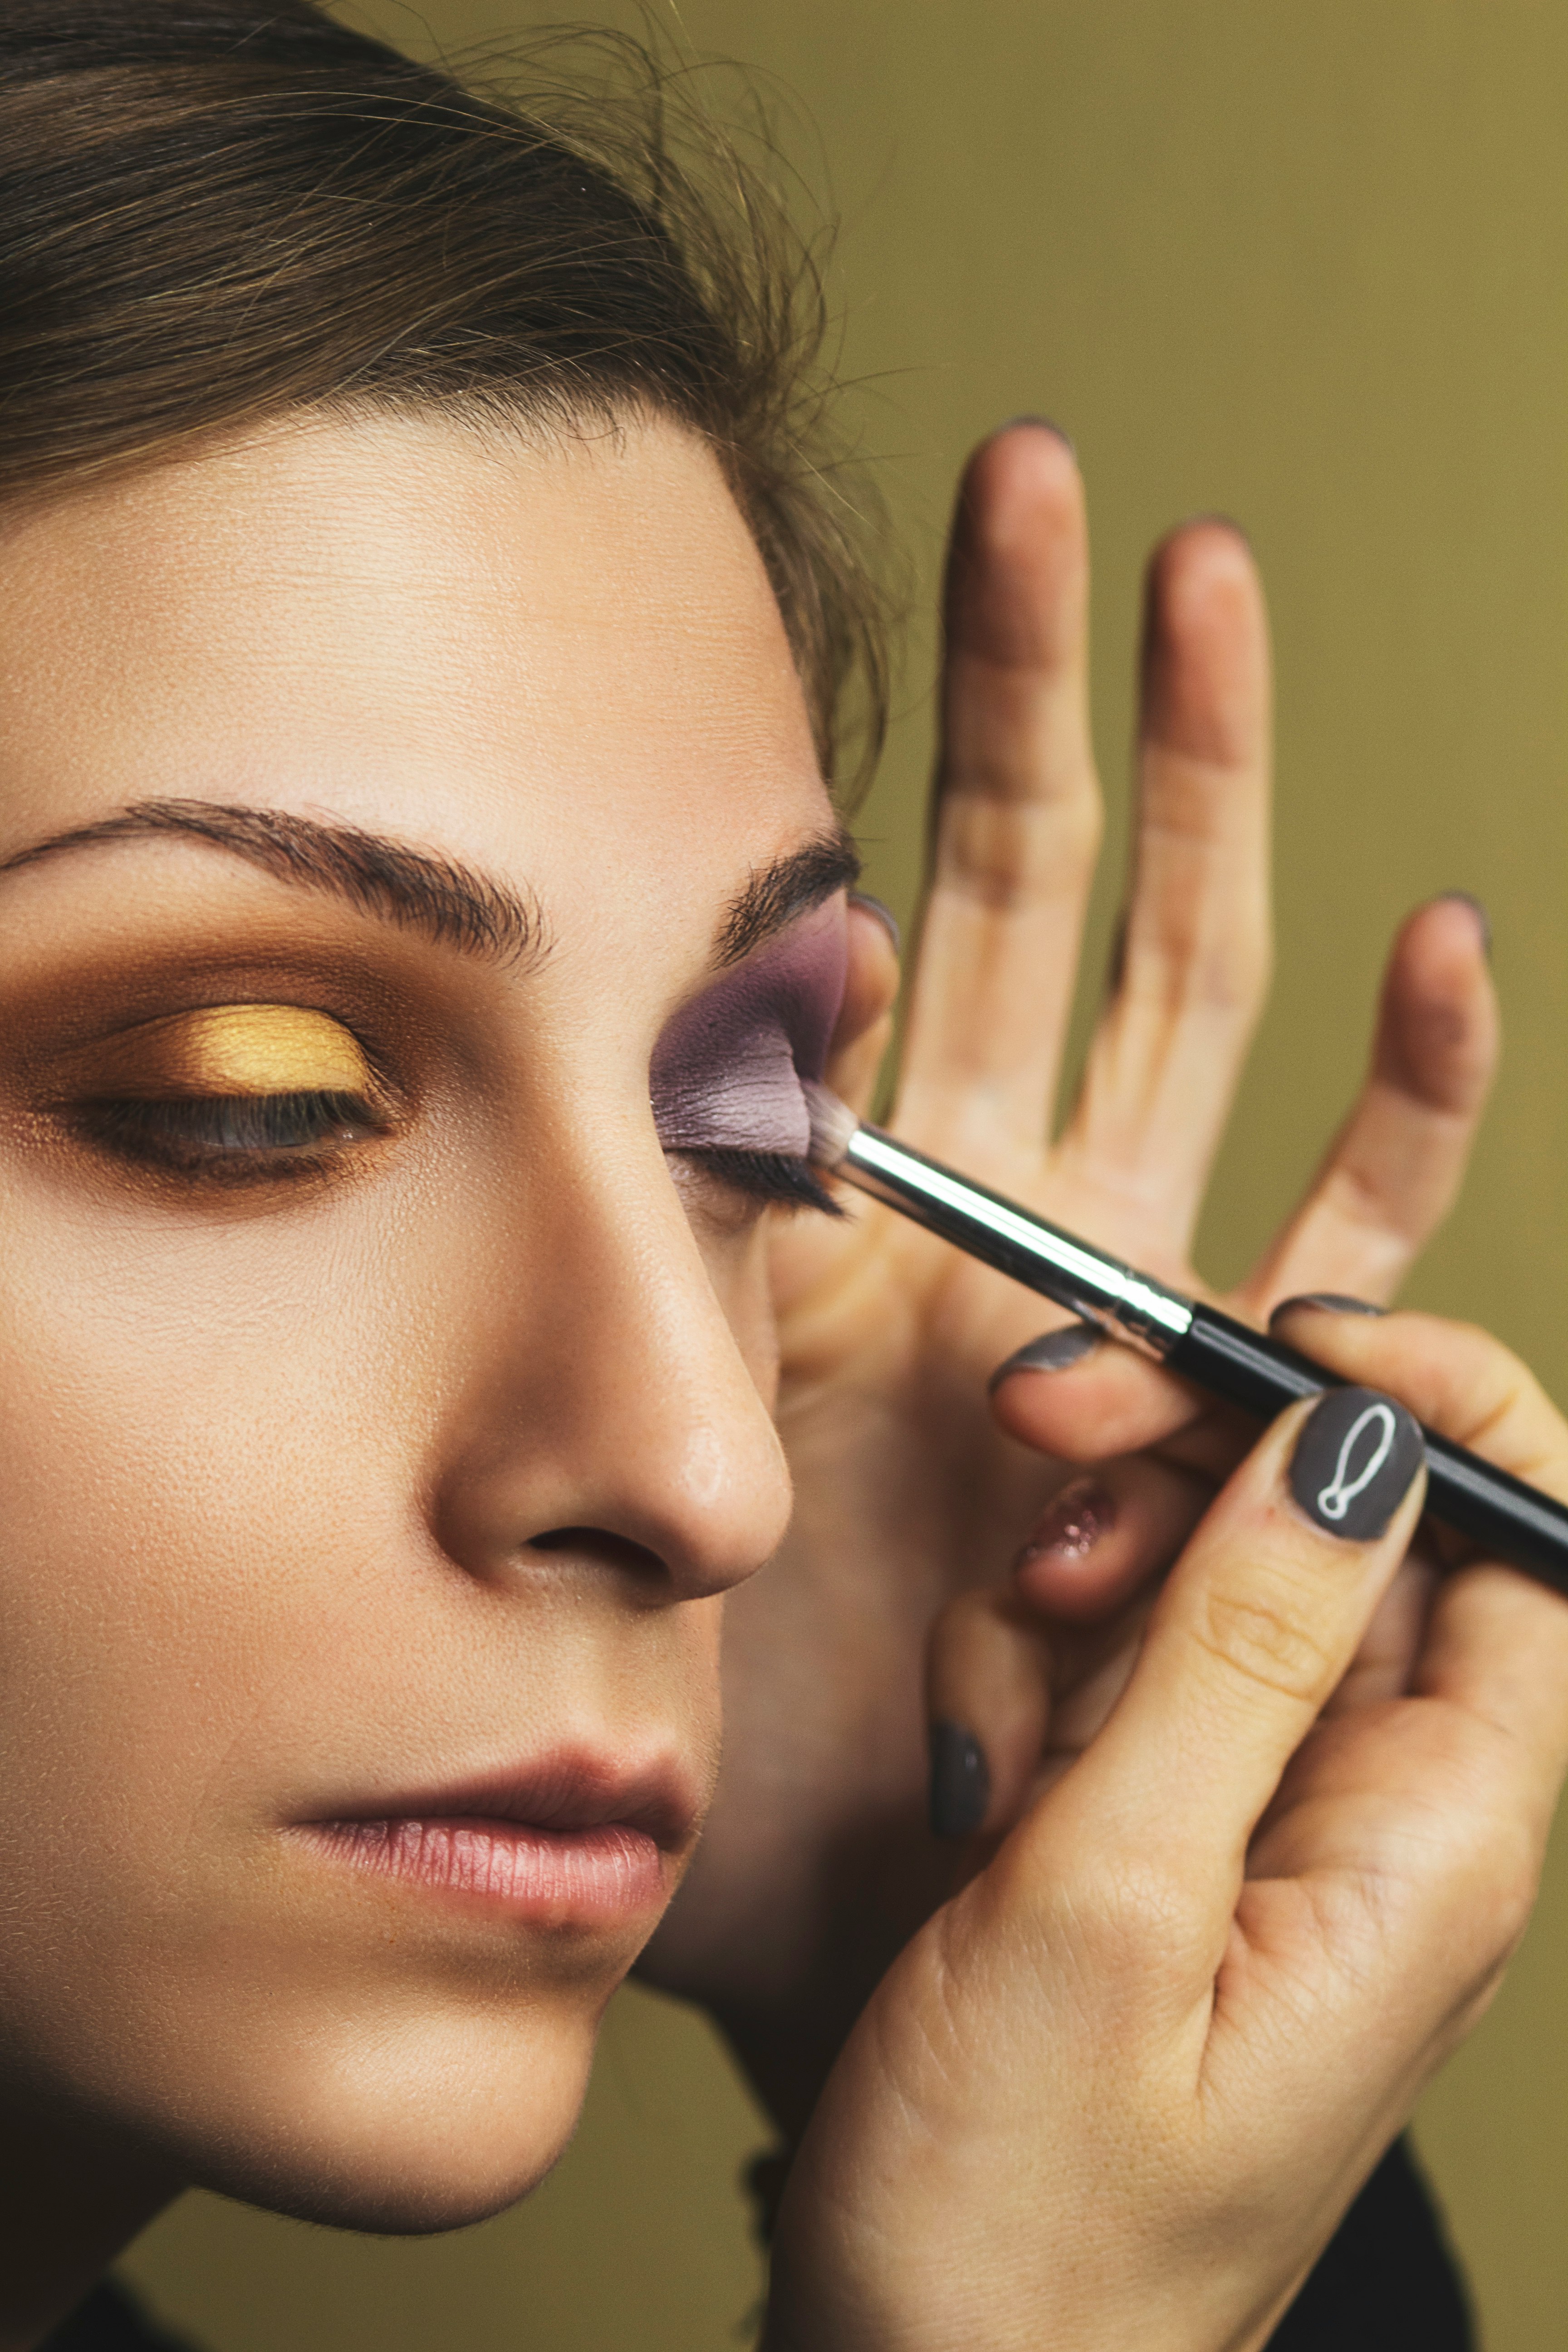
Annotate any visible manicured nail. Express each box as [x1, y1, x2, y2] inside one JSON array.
[[994, 414, 1076, 457], [1438, 889, 1492, 962], [988, 1322, 1102, 1392], [848, 889, 901, 952], [1269, 1293, 1388, 1330], [1289, 1387, 1423, 1540], [929, 1720, 990, 1839], [1016, 1477, 1115, 1569]]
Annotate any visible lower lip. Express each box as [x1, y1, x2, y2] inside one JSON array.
[[306, 1816, 667, 1927]]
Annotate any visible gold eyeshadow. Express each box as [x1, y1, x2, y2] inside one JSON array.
[[54, 1004, 375, 1100]]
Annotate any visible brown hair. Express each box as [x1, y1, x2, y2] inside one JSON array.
[[0, 2, 886, 787]]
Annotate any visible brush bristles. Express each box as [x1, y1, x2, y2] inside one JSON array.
[[803, 1081, 860, 1170]]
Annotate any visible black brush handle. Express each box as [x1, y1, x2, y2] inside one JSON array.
[[1167, 1303, 1568, 1592]]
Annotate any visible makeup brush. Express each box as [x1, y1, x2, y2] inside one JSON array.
[[804, 1083, 1568, 1591]]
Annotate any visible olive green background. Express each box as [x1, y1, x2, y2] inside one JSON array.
[[118, 3, 1568, 2346]]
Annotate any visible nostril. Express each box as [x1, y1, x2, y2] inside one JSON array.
[[528, 1527, 669, 1583]]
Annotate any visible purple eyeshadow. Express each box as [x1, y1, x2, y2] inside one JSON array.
[[650, 902, 848, 1157]]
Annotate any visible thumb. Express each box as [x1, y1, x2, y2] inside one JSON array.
[[1014, 1385, 1427, 1950]]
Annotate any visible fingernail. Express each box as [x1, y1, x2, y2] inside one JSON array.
[[988, 1322, 1102, 1392], [1269, 1293, 1388, 1331], [848, 889, 901, 952], [1438, 889, 1492, 962], [993, 414, 1076, 458], [1016, 1477, 1115, 1569], [928, 1720, 990, 1839], [1289, 1386, 1424, 1540]]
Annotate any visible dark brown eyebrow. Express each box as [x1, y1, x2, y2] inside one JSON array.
[[0, 800, 858, 977], [0, 799, 545, 968], [716, 829, 862, 966]]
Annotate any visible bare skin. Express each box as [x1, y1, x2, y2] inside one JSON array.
[[770, 1311, 1568, 2351], [647, 424, 1499, 2128], [0, 406, 1551, 2352], [0, 407, 876, 2343]]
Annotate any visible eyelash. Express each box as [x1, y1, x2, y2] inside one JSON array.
[[683, 1147, 844, 1218], [71, 1089, 386, 1182], [64, 1091, 844, 1217]]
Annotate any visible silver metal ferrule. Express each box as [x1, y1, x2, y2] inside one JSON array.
[[838, 1122, 1195, 1358]]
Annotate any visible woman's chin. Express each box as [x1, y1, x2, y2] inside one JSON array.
[[147, 2002, 608, 2239], [203, 2149, 566, 2241]]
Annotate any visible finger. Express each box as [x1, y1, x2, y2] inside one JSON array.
[[1254, 1553, 1568, 2032], [896, 422, 1101, 1149], [990, 1326, 1248, 1482], [1269, 1302, 1568, 1493], [1011, 1459, 1213, 1623], [1245, 895, 1497, 1311], [1416, 1565, 1568, 1842], [1059, 521, 1272, 1255], [927, 1587, 1053, 1838], [1020, 1386, 1428, 1924], [1320, 1545, 1439, 1716], [1265, 1304, 1568, 1806], [823, 894, 901, 1117], [993, 1333, 1437, 1714]]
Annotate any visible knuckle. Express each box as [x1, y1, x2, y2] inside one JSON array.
[[1454, 1813, 1543, 1961], [1369, 1733, 1548, 1984], [1071, 1867, 1205, 2020], [1124, 901, 1271, 1021], [1191, 916, 1272, 1015], [1484, 1856, 1540, 1960], [1096, 1855, 1191, 1952], [1044, 1846, 1192, 1975], [938, 791, 1100, 907], [1191, 1576, 1335, 1707]]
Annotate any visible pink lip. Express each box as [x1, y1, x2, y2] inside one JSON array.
[[296, 1750, 694, 1930]]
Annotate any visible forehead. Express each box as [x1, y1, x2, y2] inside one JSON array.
[[0, 409, 831, 956]]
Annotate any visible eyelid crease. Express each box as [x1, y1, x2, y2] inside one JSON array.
[[51, 1003, 375, 1100]]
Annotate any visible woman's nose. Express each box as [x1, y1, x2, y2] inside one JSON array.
[[429, 1142, 794, 1604]]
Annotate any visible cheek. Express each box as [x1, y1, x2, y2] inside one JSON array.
[[0, 1150, 467, 1880], [0, 1225, 405, 1847]]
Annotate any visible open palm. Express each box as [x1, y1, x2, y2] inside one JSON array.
[[642, 423, 1495, 2134]]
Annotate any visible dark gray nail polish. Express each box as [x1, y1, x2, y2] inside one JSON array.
[[988, 1322, 1102, 1391], [929, 1720, 990, 1839], [1289, 1387, 1424, 1540], [994, 414, 1076, 457], [1438, 889, 1492, 963], [848, 890, 901, 952], [1269, 1293, 1388, 1330]]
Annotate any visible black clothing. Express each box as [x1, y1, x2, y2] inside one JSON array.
[[44, 2136, 1471, 2350], [39, 2282, 195, 2351], [1268, 2138, 1474, 2350]]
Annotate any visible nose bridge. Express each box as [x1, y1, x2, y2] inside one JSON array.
[[437, 1128, 792, 1602]]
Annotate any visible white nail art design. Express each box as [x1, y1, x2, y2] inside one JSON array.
[[1314, 1401, 1399, 1522]]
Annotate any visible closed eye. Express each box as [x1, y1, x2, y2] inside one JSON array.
[[69, 1088, 387, 1182], [677, 1147, 843, 1217]]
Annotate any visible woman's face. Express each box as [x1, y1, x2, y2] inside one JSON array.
[[0, 410, 862, 2226]]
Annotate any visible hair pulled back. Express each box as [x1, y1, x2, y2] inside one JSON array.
[[0, 2, 885, 784]]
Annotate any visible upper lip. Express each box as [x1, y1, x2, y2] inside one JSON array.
[[302, 1747, 700, 1854]]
